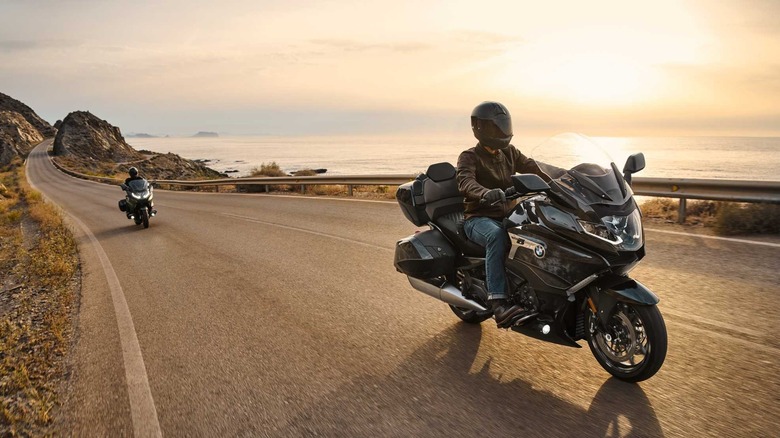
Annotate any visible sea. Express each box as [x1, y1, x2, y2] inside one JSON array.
[[127, 134, 780, 181]]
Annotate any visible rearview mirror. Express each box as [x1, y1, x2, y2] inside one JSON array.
[[623, 153, 645, 174], [622, 153, 645, 186], [511, 174, 551, 195]]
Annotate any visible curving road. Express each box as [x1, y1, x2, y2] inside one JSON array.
[[27, 141, 780, 437]]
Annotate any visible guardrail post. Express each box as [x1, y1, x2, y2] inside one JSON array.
[[301, 184, 305, 194], [678, 198, 687, 224], [348, 185, 354, 196], [215, 185, 220, 193], [265, 185, 269, 193]]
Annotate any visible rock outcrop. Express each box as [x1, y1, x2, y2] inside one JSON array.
[[53, 111, 143, 162], [0, 110, 44, 165], [0, 92, 55, 138], [51, 110, 223, 180], [140, 153, 224, 180]]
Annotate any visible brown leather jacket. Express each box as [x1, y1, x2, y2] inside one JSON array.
[[457, 143, 546, 219]]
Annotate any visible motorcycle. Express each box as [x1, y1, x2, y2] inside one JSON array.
[[393, 133, 667, 382], [118, 179, 156, 228]]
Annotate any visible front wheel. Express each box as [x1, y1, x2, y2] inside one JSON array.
[[587, 303, 667, 382], [140, 209, 149, 228]]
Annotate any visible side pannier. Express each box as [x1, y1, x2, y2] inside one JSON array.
[[394, 229, 456, 279]]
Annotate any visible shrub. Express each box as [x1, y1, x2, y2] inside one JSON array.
[[714, 203, 780, 235], [640, 198, 677, 220], [250, 162, 286, 177]]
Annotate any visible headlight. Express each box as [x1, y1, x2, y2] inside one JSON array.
[[131, 190, 150, 199], [578, 209, 643, 251]]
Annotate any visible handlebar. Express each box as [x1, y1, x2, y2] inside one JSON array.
[[479, 186, 521, 206]]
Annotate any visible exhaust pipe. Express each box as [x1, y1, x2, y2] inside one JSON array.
[[406, 277, 487, 312]]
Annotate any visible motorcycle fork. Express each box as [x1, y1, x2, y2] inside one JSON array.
[[587, 287, 620, 330]]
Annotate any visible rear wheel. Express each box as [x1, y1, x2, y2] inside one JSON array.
[[448, 305, 492, 324], [140, 209, 149, 228], [587, 302, 667, 382]]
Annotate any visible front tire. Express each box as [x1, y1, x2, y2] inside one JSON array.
[[587, 303, 667, 382], [140, 209, 149, 228]]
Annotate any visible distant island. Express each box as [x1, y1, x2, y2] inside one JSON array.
[[193, 131, 219, 138], [127, 133, 158, 138]]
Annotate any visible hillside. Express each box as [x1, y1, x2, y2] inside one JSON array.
[[52, 110, 224, 180]]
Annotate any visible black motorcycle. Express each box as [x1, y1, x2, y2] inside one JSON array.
[[394, 134, 667, 382], [118, 179, 156, 228]]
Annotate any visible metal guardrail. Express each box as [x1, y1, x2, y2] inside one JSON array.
[[51, 157, 780, 223]]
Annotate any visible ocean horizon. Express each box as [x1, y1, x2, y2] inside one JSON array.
[[127, 134, 780, 182]]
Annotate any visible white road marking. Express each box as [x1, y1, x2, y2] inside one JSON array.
[[173, 190, 397, 204], [27, 145, 162, 438], [661, 308, 763, 338], [646, 228, 780, 248], [665, 317, 779, 356], [221, 212, 394, 252]]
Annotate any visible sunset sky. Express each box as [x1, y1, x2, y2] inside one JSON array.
[[1, 0, 778, 137]]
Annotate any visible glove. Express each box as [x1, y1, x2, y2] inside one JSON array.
[[482, 188, 506, 204]]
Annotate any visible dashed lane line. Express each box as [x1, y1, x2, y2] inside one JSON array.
[[220, 212, 394, 252], [646, 228, 780, 248]]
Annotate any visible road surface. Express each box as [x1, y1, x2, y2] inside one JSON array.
[[26, 141, 780, 437]]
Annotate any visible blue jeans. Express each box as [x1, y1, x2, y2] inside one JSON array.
[[463, 217, 509, 300]]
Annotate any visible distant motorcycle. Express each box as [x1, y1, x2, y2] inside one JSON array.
[[118, 179, 156, 228], [394, 134, 667, 382]]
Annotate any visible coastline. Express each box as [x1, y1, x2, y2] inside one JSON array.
[[127, 134, 780, 181]]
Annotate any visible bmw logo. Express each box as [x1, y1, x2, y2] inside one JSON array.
[[534, 245, 546, 258]]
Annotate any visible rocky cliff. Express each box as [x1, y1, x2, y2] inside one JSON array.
[[0, 92, 55, 138], [53, 111, 143, 162], [140, 153, 225, 180], [52, 110, 223, 180], [0, 110, 45, 165]]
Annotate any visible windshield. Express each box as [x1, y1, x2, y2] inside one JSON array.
[[526, 133, 617, 174], [525, 133, 631, 207], [128, 179, 149, 191]]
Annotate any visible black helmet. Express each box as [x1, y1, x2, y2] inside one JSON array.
[[471, 101, 513, 150], [129, 167, 138, 177]]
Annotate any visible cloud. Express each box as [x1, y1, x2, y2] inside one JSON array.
[[450, 30, 524, 46], [0, 39, 81, 52], [309, 39, 431, 53]]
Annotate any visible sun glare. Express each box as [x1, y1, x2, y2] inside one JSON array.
[[550, 56, 647, 103], [497, 53, 658, 106]]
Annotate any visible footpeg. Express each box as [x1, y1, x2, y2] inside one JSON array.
[[510, 312, 538, 327]]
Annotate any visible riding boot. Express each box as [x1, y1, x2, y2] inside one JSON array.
[[489, 299, 529, 328]]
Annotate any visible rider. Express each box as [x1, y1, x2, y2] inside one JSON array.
[[125, 167, 144, 185], [122, 167, 156, 217], [456, 101, 549, 327]]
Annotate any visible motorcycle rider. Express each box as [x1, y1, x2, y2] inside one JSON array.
[[125, 166, 144, 185], [122, 167, 156, 218], [457, 101, 550, 327]]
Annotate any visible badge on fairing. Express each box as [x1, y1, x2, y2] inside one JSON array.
[[534, 245, 546, 258]]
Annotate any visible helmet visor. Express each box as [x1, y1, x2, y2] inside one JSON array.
[[479, 115, 512, 138]]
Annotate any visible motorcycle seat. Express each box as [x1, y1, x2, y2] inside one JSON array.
[[435, 211, 486, 258]]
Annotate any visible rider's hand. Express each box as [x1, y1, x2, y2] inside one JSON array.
[[482, 188, 506, 204]]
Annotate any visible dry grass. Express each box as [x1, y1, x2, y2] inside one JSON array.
[[0, 161, 79, 436], [250, 161, 286, 177], [640, 197, 780, 235], [714, 202, 780, 235]]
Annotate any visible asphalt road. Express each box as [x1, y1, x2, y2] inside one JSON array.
[[26, 141, 780, 437]]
